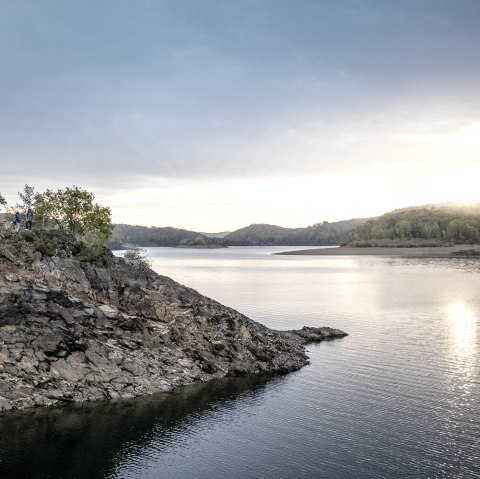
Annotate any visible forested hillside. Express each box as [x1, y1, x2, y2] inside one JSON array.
[[342, 204, 480, 246], [107, 224, 224, 249], [107, 218, 367, 248], [224, 219, 367, 246]]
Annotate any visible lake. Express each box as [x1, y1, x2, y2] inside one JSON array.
[[1, 246, 479, 478]]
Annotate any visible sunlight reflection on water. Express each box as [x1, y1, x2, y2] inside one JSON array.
[[448, 302, 477, 358]]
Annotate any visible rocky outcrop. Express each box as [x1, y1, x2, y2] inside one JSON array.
[[0, 229, 346, 412]]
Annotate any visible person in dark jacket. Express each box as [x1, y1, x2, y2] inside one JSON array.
[[14, 211, 21, 233], [26, 208, 33, 230]]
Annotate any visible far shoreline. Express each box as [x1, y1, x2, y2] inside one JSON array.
[[275, 244, 480, 257]]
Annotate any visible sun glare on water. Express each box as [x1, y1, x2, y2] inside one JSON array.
[[447, 302, 477, 361]]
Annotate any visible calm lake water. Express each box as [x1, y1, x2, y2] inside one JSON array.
[[1, 246, 479, 478]]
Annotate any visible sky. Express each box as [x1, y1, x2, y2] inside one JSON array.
[[1, 0, 480, 231]]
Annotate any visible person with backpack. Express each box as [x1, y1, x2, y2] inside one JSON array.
[[14, 211, 21, 233], [26, 208, 33, 230]]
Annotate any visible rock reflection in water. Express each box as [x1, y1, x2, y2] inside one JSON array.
[[0, 374, 276, 479]]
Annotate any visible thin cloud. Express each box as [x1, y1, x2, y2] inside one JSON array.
[[1, 1, 479, 225]]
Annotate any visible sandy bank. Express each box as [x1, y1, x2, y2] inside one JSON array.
[[276, 244, 480, 257]]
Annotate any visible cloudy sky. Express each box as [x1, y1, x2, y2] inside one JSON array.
[[1, 0, 479, 231]]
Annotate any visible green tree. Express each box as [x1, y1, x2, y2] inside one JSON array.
[[35, 186, 112, 244], [17, 184, 36, 212], [0, 193, 6, 210], [447, 220, 478, 243], [394, 219, 412, 240], [343, 205, 480, 246]]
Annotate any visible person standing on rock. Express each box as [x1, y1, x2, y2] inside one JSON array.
[[14, 211, 21, 233], [26, 208, 33, 230]]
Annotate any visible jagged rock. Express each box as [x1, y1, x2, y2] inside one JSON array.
[[0, 229, 347, 412]]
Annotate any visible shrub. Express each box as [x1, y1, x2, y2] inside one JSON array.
[[122, 248, 152, 271]]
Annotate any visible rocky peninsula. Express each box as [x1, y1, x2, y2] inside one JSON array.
[[0, 229, 346, 413]]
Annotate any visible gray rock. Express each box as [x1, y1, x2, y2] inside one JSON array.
[[0, 230, 347, 413]]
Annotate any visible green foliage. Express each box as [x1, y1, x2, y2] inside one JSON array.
[[122, 247, 152, 271], [224, 224, 289, 245], [223, 219, 367, 246], [18, 184, 35, 212], [108, 220, 366, 248], [343, 205, 480, 246], [0, 184, 37, 216], [80, 229, 107, 260], [108, 224, 224, 248], [35, 186, 112, 245]]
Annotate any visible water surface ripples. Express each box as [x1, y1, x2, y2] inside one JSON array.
[[0, 246, 478, 478]]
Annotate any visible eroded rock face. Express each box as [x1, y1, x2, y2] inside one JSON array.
[[0, 230, 346, 412]]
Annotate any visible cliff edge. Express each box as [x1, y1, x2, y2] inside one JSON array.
[[0, 229, 346, 412]]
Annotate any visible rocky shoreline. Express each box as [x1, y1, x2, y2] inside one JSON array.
[[0, 230, 346, 413]]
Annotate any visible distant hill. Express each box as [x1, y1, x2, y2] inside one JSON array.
[[342, 204, 480, 247], [224, 224, 289, 245], [224, 219, 368, 246], [107, 224, 225, 249], [107, 219, 368, 249]]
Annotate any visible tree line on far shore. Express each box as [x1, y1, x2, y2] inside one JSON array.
[[107, 224, 224, 249], [107, 218, 368, 248], [342, 204, 480, 246], [222, 219, 368, 246]]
